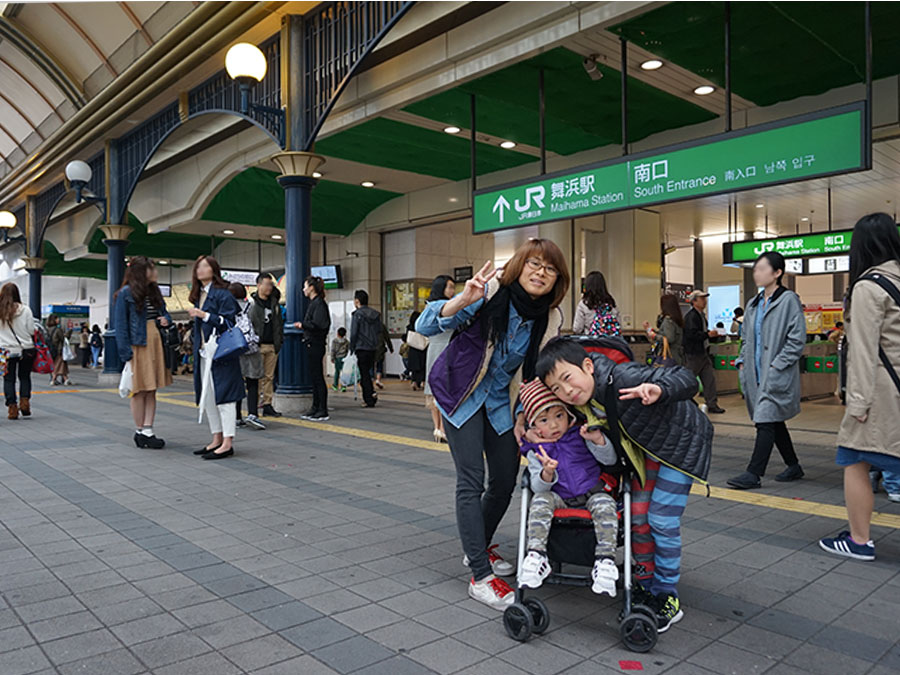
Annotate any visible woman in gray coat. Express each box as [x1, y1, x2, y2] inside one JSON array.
[[728, 251, 806, 489]]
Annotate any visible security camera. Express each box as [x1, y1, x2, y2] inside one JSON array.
[[583, 55, 603, 81]]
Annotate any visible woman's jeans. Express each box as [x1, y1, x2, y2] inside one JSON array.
[[4, 350, 35, 405], [91, 345, 101, 367], [443, 407, 519, 581]]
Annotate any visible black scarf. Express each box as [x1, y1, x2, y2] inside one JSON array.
[[481, 280, 553, 381]]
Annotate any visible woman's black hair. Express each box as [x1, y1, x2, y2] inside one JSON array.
[[305, 275, 326, 299], [849, 212, 900, 285], [754, 251, 786, 286], [427, 275, 453, 302], [733, 307, 744, 317], [582, 271, 615, 310], [229, 282, 247, 300]]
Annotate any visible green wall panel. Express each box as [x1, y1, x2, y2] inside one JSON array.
[[43, 241, 107, 280]]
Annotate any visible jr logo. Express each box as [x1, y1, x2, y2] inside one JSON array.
[[754, 241, 775, 256], [515, 186, 545, 212]]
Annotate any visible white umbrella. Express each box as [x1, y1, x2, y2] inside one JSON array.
[[198, 332, 218, 424]]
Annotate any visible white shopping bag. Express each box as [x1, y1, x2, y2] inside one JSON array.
[[340, 353, 359, 386], [62, 338, 76, 362], [118, 362, 133, 399], [198, 332, 218, 424]]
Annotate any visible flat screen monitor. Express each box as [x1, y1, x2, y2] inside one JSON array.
[[311, 265, 343, 289]]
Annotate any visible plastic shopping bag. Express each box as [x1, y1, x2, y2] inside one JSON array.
[[340, 353, 359, 386], [119, 361, 133, 398], [62, 338, 76, 362]]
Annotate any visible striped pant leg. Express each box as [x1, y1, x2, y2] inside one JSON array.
[[647, 463, 693, 597], [631, 458, 659, 583]]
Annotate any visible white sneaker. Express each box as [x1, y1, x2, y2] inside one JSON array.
[[518, 551, 551, 589], [462, 544, 515, 577], [468, 574, 515, 610], [245, 414, 266, 431], [888, 493, 900, 503], [591, 558, 619, 597]]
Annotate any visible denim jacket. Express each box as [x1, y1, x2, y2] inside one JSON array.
[[114, 285, 171, 363]]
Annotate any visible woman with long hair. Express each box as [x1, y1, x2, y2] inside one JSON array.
[[573, 270, 620, 336], [46, 313, 71, 385], [416, 238, 569, 609], [0, 282, 36, 419], [294, 275, 331, 421], [424, 274, 455, 442], [643, 293, 686, 366], [114, 255, 173, 448], [89, 324, 103, 368], [819, 213, 900, 560], [188, 256, 244, 460], [728, 251, 806, 490]]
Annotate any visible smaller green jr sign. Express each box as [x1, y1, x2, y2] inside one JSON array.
[[723, 225, 900, 264]]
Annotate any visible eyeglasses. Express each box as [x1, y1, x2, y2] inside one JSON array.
[[525, 258, 559, 277]]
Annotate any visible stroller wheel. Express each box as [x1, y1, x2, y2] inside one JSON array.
[[503, 603, 534, 642], [620, 606, 657, 653], [522, 597, 550, 635]]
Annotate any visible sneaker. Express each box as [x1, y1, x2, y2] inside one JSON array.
[[468, 574, 515, 610], [888, 493, 900, 504], [245, 414, 266, 431], [653, 592, 684, 633], [591, 558, 618, 597], [261, 404, 282, 417], [304, 411, 330, 422], [727, 471, 761, 490], [819, 531, 875, 561], [518, 551, 551, 589], [463, 544, 515, 577], [775, 464, 804, 482]]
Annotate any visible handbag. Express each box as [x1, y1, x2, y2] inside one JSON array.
[[214, 319, 248, 361], [650, 336, 677, 369], [0, 347, 8, 376], [62, 337, 76, 362], [406, 330, 429, 351], [235, 304, 260, 354], [32, 329, 53, 374]]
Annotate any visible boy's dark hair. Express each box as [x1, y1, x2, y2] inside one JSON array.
[[834, 321, 844, 328], [716, 321, 724, 328], [355, 289, 369, 305], [337, 326, 347, 337], [535, 338, 590, 381]]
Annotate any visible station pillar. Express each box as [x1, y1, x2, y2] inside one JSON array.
[[100, 225, 132, 383], [23, 257, 47, 320], [271, 151, 324, 415]]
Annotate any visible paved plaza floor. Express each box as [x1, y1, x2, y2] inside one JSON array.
[[1, 377, 899, 675]]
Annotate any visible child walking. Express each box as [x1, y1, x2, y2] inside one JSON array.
[[536, 337, 713, 633], [517, 378, 620, 596], [331, 327, 349, 392]]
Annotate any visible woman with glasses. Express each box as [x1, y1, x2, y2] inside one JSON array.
[[416, 239, 569, 610]]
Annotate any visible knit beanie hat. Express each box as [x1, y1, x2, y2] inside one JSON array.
[[520, 378, 566, 427]]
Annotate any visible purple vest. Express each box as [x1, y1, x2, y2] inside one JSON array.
[[428, 317, 488, 416], [520, 425, 604, 501]]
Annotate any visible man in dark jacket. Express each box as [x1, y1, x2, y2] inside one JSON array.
[[350, 289, 382, 408], [682, 290, 725, 414], [253, 273, 284, 417]]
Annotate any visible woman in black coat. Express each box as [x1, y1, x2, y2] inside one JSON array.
[[294, 275, 331, 421], [406, 310, 426, 390], [188, 256, 245, 460]]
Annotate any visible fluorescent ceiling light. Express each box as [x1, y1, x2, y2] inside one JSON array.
[[271, 234, 283, 240], [693, 85, 715, 96], [222, 229, 235, 235], [641, 59, 663, 71], [801, 217, 809, 221], [443, 126, 461, 134], [158, 260, 168, 265], [361, 181, 375, 188], [312, 171, 322, 178], [500, 141, 516, 149], [755, 203, 764, 208]]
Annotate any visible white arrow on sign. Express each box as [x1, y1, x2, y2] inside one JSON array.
[[493, 195, 510, 223]]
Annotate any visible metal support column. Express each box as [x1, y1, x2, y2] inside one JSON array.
[[620, 37, 628, 155], [470, 94, 477, 191], [724, 1, 732, 132], [100, 225, 132, 376], [539, 68, 546, 174], [24, 259, 46, 319]]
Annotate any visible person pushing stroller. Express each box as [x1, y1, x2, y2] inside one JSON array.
[[517, 378, 620, 597]]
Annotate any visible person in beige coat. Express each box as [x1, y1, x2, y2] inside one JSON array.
[[820, 213, 900, 561]]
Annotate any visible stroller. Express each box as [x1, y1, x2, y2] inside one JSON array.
[[502, 336, 659, 653]]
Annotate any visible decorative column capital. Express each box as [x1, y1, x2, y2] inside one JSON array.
[[99, 225, 133, 242], [270, 151, 325, 178], [22, 256, 46, 271]]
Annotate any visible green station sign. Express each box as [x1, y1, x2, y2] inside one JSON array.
[[473, 102, 868, 233], [723, 225, 900, 264]]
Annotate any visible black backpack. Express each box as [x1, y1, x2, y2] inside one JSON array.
[[840, 273, 900, 403]]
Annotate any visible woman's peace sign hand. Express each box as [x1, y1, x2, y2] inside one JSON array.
[[458, 261, 497, 308]]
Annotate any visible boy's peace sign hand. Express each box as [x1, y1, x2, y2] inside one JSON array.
[[458, 261, 497, 308], [536, 446, 558, 471], [619, 383, 663, 405]]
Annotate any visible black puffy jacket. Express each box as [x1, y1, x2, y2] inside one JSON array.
[[589, 352, 713, 483]]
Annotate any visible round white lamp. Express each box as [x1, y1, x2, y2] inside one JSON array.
[[0, 210, 16, 229], [226, 43, 267, 115]]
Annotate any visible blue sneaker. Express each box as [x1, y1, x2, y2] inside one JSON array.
[[819, 531, 875, 561]]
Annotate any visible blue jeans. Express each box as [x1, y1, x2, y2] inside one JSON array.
[[91, 345, 101, 367], [883, 471, 900, 495]]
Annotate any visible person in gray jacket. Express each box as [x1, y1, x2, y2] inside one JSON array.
[[728, 251, 806, 489], [349, 289, 383, 408]]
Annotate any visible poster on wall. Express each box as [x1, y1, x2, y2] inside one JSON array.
[[706, 285, 740, 332]]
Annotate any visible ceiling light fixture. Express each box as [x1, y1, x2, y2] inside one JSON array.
[[801, 217, 809, 221], [500, 141, 516, 149], [755, 203, 764, 209], [0, 210, 16, 229], [312, 171, 322, 179], [361, 181, 375, 188], [693, 85, 715, 96], [443, 126, 461, 134], [158, 260, 168, 265], [271, 234, 283, 240], [641, 59, 663, 71], [223, 229, 235, 235]]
